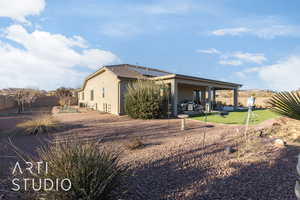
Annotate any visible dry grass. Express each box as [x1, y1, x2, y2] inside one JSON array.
[[124, 137, 144, 150], [16, 114, 58, 134]]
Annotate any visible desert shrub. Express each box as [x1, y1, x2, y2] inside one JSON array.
[[30, 141, 126, 200], [58, 97, 70, 107], [59, 96, 78, 108], [17, 114, 58, 134], [125, 80, 168, 119], [125, 137, 144, 150]]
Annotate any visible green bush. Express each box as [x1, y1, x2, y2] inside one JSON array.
[[32, 140, 126, 200], [125, 80, 168, 119]]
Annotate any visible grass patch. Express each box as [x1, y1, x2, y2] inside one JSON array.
[[192, 109, 280, 125], [16, 114, 58, 134]]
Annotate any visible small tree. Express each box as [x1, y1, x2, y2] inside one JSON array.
[[125, 80, 168, 119], [8, 88, 41, 113], [55, 87, 73, 98], [55, 87, 74, 109], [23, 89, 41, 109]]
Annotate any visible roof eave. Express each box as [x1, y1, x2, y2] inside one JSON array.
[[151, 74, 242, 88]]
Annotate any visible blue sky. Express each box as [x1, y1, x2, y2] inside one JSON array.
[[0, 0, 300, 91]]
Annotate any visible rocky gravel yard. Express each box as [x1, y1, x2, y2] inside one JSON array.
[[0, 107, 299, 199]]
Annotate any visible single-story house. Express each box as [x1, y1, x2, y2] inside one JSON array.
[[77, 64, 242, 116]]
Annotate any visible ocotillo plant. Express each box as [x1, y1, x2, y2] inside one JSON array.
[[296, 154, 300, 200]]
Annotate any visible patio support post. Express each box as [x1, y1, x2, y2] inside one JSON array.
[[207, 86, 212, 112], [201, 88, 206, 107], [212, 89, 216, 106], [233, 88, 238, 110], [171, 79, 178, 116]]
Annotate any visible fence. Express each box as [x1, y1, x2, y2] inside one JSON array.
[[0, 95, 60, 111], [0, 95, 16, 110]]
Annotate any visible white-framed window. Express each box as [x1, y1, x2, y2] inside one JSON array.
[[90, 90, 94, 101], [102, 88, 105, 98]]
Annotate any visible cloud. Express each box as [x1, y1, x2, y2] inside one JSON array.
[[257, 56, 300, 91], [211, 17, 300, 39], [219, 60, 243, 66], [236, 56, 300, 91], [0, 0, 45, 23], [212, 27, 250, 36], [0, 25, 120, 90], [138, 2, 193, 15], [231, 52, 266, 64], [219, 52, 266, 66], [198, 48, 267, 66], [212, 26, 300, 39], [235, 67, 260, 78], [196, 48, 220, 54]]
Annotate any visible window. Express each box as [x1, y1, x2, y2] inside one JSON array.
[[82, 92, 85, 100], [193, 90, 200, 102], [90, 90, 94, 101], [102, 88, 105, 98]]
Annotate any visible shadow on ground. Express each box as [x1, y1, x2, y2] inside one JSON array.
[[118, 142, 299, 200]]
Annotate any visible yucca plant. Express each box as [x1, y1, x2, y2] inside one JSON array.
[[268, 91, 300, 120], [125, 80, 168, 119], [26, 140, 126, 200]]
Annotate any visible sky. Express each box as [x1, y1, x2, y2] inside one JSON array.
[[0, 0, 300, 91]]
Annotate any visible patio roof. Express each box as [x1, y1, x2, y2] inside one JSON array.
[[150, 73, 242, 89]]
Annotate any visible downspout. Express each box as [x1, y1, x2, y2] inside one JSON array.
[[118, 80, 121, 115]]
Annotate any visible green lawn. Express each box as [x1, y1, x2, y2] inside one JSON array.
[[191, 109, 280, 125]]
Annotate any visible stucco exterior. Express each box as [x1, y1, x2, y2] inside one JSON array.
[[78, 69, 121, 115], [77, 64, 242, 116]]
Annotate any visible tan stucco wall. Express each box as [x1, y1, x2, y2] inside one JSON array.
[[178, 84, 194, 102], [177, 84, 206, 102], [78, 70, 120, 115]]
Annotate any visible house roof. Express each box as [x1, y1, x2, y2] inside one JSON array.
[[106, 64, 171, 79], [77, 64, 242, 91]]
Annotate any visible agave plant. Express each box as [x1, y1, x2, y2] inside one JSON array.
[[269, 91, 300, 120]]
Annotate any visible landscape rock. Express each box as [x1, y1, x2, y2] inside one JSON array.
[[274, 138, 286, 147], [225, 146, 236, 154]]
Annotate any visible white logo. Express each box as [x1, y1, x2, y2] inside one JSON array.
[[11, 161, 71, 192]]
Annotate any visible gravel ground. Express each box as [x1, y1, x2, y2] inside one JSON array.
[[0, 107, 299, 199]]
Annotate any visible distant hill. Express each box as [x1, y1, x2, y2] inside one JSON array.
[[217, 89, 276, 98], [215, 89, 278, 108]]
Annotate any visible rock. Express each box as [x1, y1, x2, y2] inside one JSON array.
[[272, 122, 281, 127], [225, 146, 236, 154], [274, 139, 286, 147]]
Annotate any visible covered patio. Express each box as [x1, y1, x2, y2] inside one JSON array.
[[152, 74, 242, 116]]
